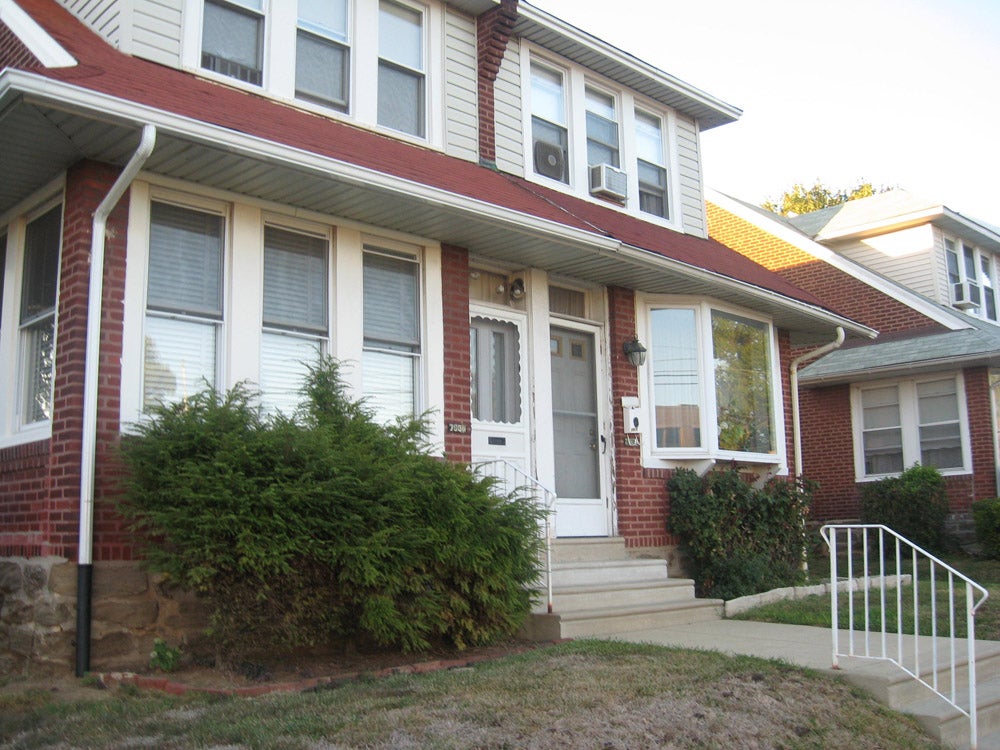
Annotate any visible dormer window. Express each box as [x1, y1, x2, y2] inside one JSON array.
[[296, 0, 350, 111], [530, 62, 569, 183], [201, 0, 264, 85], [945, 237, 997, 322]]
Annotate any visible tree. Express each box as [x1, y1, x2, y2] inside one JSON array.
[[761, 179, 886, 217]]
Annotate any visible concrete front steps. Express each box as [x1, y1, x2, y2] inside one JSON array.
[[524, 537, 722, 640], [839, 639, 1000, 749]]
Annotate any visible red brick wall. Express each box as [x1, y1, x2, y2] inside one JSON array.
[[476, 0, 517, 164], [441, 245, 471, 463], [707, 202, 944, 335], [0, 161, 132, 560], [608, 287, 675, 548], [0, 18, 42, 70]]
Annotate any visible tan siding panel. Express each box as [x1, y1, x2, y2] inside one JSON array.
[[834, 226, 938, 298], [675, 116, 705, 237], [444, 9, 478, 163], [494, 37, 524, 174], [59, 0, 121, 47]]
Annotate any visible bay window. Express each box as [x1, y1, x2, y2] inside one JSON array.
[[646, 302, 779, 460], [362, 247, 421, 422], [854, 374, 968, 479], [143, 202, 224, 408], [260, 226, 329, 415]]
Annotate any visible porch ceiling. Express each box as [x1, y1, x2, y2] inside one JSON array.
[[0, 91, 862, 344]]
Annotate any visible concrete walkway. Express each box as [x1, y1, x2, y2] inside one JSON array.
[[605, 619, 841, 671]]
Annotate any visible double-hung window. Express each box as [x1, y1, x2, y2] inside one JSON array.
[[946, 237, 998, 322], [635, 110, 669, 219], [362, 247, 421, 422], [585, 87, 620, 168], [260, 226, 329, 415], [855, 375, 967, 479], [530, 62, 569, 183], [201, 0, 264, 85], [646, 303, 778, 459], [296, 0, 350, 111], [18, 207, 61, 425], [143, 202, 224, 408], [377, 0, 425, 137]]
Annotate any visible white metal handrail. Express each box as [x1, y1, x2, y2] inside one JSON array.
[[821, 524, 989, 749], [472, 459, 557, 614]]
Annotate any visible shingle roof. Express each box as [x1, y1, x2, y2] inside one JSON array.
[[799, 313, 1000, 384], [5, 0, 833, 313]]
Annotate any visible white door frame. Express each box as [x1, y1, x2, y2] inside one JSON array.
[[547, 316, 614, 537]]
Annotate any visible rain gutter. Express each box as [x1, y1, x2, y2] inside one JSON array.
[[76, 123, 157, 677]]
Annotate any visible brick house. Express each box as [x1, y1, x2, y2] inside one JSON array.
[[0, 0, 869, 673], [708, 189, 1000, 523]]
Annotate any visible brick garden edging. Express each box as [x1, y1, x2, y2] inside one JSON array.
[[92, 640, 572, 698]]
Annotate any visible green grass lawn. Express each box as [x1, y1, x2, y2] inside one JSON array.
[[0, 640, 944, 749], [735, 552, 1000, 642]]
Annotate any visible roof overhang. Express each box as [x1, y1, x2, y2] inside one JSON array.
[[0, 70, 862, 341], [815, 207, 1000, 253], [513, 2, 741, 131], [800, 349, 1000, 387]]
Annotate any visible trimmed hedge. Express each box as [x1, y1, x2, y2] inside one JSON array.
[[119, 358, 544, 660], [859, 464, 949, 552], [666, 466, 812, 599]]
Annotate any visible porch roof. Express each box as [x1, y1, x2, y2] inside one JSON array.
[[0, 0, 870, 343]]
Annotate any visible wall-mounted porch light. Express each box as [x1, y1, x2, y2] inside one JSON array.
[[623, 337, 647, 367]]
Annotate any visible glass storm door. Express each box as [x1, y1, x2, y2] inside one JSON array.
[[470, 313, 530, 481], [550, 325, 608, 536]]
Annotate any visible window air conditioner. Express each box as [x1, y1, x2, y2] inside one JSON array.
[[952, 280, 982, 310], [533, 141, 566, 182], [589, 163, 628, 202]]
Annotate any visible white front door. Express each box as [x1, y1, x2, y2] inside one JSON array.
[[470, 311, 530, 482], [549, 324, 609, 536]]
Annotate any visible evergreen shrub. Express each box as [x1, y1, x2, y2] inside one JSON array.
[[972, 498, 1000, 559], [859, 464, 949, 552], [666, 466, 812, 599], [119, 358, 544, 661]]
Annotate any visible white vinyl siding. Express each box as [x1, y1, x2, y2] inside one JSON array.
[[131, 1, 185, 64], [58, 0, 122, 47], [493, 35, 524, 174], [831, 225, 938, 299], [443, 8, 478, 162], [675, 115, 705, 238]]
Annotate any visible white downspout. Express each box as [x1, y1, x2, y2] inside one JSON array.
[[790, 326, 844, 478], [76, 124, 156, 676]]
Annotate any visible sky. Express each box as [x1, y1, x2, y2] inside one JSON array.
[[529, 0, 1000, 222]]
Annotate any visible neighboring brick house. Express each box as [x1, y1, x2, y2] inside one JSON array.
[[0, 0, 869, 672], [707, 189, 1000, 522]]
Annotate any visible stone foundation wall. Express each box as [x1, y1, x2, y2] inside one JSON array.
[[0, 557, 209, 675]]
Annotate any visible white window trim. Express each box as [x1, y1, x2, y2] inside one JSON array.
[[635, 295, 786, 471], [520, 44, 683, 232], [0, 195, 63, 449], [181, 0, 444, 149], [945, 234, 999, 324], [121, 180, 445, 451], [850, 372, 972, 482]]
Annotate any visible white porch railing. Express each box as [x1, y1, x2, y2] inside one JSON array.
[[473, 460, 557, 614], [821, 524, 989, 749]]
